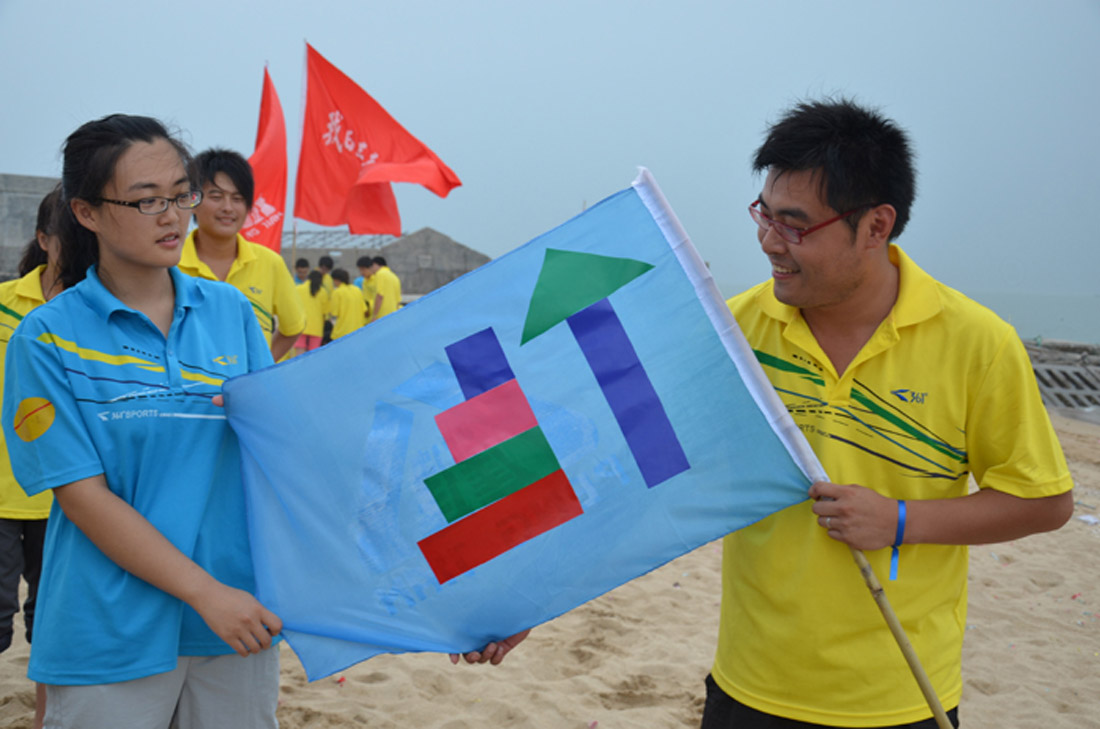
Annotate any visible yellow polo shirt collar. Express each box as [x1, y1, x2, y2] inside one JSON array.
[[180, 232, 258, 281]]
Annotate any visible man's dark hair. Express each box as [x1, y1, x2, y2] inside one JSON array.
[[372, 256, 387, 267], [356, 255, 373, 268], [295, 258, 310, 269], [194, 148, 255, 211], [332, 268, 350, 284], [318, 255, 334, 270], [752, 98, 916, 239]]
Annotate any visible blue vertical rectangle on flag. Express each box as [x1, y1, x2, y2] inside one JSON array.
[[567, 297, 690, 488], [223, 168, 818, 681], [445, 327, 515, 400]]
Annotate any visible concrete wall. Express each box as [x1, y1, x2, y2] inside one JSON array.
[[0, 174, 59, 280]]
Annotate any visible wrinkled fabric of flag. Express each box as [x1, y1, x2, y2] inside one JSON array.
[[224, 169, 817, 680]]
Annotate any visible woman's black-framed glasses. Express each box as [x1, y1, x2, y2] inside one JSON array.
[[749, 199, 870, 245], [97, 190, 203, 216]]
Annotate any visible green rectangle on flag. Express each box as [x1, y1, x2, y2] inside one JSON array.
[[424, 426, 560, 522]]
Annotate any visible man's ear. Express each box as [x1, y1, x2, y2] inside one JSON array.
[[70, 198, 101, 234], [863, 204, 897, 249]]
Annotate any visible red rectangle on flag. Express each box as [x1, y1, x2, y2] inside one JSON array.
[[434, 379, 538, 462], [418, 469, 582, 584]]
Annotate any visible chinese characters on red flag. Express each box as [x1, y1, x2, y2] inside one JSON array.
[[243, 67, 288, 252], [293, 43, 462, 235]]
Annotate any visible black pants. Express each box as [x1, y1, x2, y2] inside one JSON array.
[[701, 674, 959, 729], [0, 518, 47, 652]]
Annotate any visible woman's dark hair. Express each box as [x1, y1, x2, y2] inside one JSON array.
[[18, 185, 62, 276], [307, 269, 324, 297], [56, 114, 195, 289]]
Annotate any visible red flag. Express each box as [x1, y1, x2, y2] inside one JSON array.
[[243, 67, 288, 251], [293, 43, 461, 235]]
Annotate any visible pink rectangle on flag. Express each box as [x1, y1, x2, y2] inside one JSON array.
[[434, 379, 538, 461]]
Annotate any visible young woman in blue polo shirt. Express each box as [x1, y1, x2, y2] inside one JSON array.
[[2, 115, 281, 728]]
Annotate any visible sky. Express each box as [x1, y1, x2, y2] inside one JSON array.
[[1, 0, 1098, 302]]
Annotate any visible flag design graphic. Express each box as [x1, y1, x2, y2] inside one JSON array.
[[223, 169, 816, 680]]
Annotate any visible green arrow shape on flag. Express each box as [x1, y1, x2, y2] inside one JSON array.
[[521, 248, 655, 344]]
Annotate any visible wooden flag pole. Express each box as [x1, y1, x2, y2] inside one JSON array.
[[848, 547, 953, 729]]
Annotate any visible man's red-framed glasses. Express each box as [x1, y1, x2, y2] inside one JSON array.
[[749, 199, 871, 245]]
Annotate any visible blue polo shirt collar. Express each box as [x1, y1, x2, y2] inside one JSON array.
[[78, 265, 207, 320]]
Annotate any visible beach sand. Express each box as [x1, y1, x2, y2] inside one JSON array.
[[0, 412, 1096, 728]]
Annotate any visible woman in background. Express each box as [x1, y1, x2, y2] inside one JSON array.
[[0, 187, 65, 729], [293, 269, 329, 355]]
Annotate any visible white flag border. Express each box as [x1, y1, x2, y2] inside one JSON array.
[[631, 167, 828, 485]]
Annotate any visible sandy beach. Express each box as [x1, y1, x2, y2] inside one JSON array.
[[0, 410, 1096, 728]]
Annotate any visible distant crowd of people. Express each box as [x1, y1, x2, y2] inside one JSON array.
[[289, 252, 402, 356]]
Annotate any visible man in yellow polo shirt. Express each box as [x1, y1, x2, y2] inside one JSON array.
[[703, 99, 1073, 728], [367, 256, 402, 322], [179, 148, 305, 361]]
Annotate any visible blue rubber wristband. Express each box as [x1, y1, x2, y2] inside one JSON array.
[[892, 500, 907, 548], [889, 499, 906, 581]]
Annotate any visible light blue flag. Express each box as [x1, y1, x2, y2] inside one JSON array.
[[223, 169, 820, 681]]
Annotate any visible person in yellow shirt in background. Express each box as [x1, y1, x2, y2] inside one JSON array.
[[178, 148, 305, 360], [293, 270, 330, 356], [367, 256, 402, 322], [293, 258, 310, 285], [316, 256, 336, 344], [316, 256, 335, 294], [356, 256, 376, 322], [0, 188, 65, 729], [328, 269, 366, 340]]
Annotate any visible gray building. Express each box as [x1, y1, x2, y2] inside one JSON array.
[[377, 227, 491, 297], [280, 226, 490, 299], [0, 174, 59, 280]]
